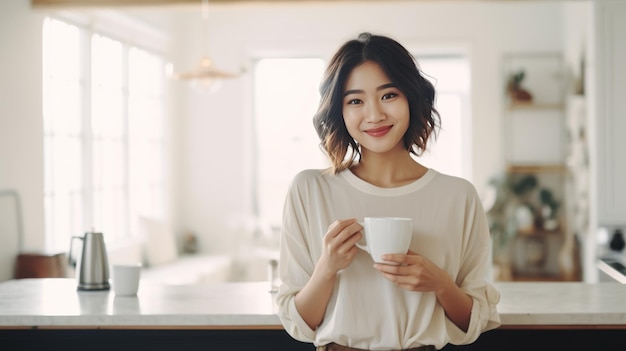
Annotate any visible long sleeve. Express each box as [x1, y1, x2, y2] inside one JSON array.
[[445, 183, 501, 344], [275, 171, 318, 342]]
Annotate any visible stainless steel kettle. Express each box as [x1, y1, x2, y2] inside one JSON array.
[[69, 231, 110, 291]]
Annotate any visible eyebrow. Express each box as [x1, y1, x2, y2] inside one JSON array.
[[343, 83, 397, 97]]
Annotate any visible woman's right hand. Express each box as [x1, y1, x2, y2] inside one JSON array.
[[317, 218, 363, 278], [293, 218, 363, 330]]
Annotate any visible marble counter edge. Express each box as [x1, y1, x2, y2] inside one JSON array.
[[500, 313, 626, 326], [0, 314, 282, 328], [3, 313, 626, 329]]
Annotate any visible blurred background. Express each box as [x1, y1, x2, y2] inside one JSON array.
[[3, 0, 623, 286]]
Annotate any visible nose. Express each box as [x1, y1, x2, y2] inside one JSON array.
[[364, 101, 386, 123]]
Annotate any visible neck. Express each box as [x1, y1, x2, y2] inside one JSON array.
[[351, 148, 428, 188]]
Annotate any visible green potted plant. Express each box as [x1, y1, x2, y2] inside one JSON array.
[[507, 69, 533, 102]]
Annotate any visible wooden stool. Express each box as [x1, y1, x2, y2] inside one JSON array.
[[14, 252, 68, 279]]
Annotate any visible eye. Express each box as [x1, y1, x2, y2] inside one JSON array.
[[381, 92, 398, 100], [346, 98, 362, 105]]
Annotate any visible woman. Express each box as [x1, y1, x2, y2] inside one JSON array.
[[276, 32, 500, 351]]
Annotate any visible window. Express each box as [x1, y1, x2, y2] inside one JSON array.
[[414, 55, 471, 180], [253, 58, 328, 228], [253, 55, 470, 235], [90, 33, 126, 243], [43, 18, 167, 253]]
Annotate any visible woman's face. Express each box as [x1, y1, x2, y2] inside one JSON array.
[[342, 60, 410, 156]]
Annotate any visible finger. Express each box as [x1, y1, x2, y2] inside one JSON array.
[[324, 220, 343, 238], [380, 271, 415, 287], [379, 271, 421, 291], [343, 231, 363, 252], [338, 240, 361, 258], [374, 262, 407, 276], [325, 219, 356, 238], [335, 220, 362, 242], [334, 225, 361, 249], [380, 253, 413, 265]]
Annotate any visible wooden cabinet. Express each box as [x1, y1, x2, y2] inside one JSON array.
[[2, 328, 625, 351], [594, 1, 626, 226]]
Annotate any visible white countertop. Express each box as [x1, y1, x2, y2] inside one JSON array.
[[1, 279, 626, 329], [0, 279, 279, 329]]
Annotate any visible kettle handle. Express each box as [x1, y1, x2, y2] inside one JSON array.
[[68, 236, 84, 268]]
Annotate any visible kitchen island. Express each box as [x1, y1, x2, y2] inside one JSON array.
[[1, 279, 626, 350]]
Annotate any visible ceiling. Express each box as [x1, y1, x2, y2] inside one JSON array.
[[31, 0, 574, 8]]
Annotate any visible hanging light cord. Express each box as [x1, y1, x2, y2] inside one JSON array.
[[201, 0, 209, 57]]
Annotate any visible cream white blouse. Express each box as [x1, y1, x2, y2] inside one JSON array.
[[276, 168, 501, 350]]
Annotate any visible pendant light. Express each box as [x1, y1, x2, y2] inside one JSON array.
[[168, 0, 238, 91]]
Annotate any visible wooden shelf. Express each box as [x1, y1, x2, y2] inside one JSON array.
[[507, 101, 564, 110], [506, 164, 566, 174], [511, 274, 568, 282], [516, 229, 563, 237]]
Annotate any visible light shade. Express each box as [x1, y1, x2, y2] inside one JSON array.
[[168, 56, 239, 91], [167, 0, 240, 91]]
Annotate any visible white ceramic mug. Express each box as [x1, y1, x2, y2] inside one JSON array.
[[112, 264, 142, 296], [356, 217, 413, 264]]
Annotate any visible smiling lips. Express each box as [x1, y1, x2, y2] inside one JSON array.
[[364, 125, 392, 137]]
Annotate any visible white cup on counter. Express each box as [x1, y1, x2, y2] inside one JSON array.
[[112, 264, 142, 296]]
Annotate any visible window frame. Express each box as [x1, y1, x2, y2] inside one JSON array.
[[42, 15, 168, 252]]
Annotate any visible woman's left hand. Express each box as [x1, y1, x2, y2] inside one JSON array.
[[375, 250, 473, 331], [373, 250, 451, 293]]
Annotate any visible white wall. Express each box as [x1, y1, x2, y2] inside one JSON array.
[[0, 0, 46, 252], [0, 1, 591, 263]]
